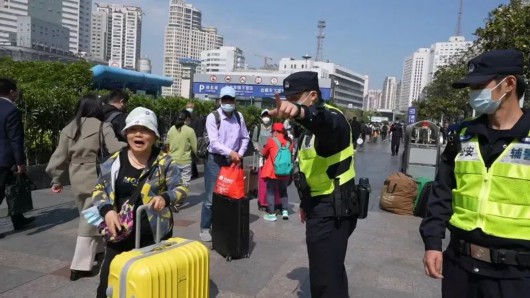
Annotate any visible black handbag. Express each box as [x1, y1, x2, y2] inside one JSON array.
[[5, 172, 35, 215], [196, 135, 210, 159]]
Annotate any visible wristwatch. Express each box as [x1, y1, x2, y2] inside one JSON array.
[[293, 103, 303, 120]]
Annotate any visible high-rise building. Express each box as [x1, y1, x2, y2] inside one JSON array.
[[395, 80, 402, 110], [17, 16, 70, 52], [380, 76, 397, 110], [162, 0, 223, 97], [278, 58, 367, 109], [428, 36, 472, 82], [200, 46, 245, 73], [91, 3, 143, 69], [62, 0, 92, 54], [0, 0, 90, 54], [364, 90, 382, 111], [399, 48, 431, 111], [0, 0, 28, 45], [90, 10, 108, 61]]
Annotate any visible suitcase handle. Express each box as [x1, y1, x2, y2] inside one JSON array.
[[135, 205, 162, 249]]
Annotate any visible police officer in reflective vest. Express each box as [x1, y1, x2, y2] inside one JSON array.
[[269, 71, 358, 298], [420, 49, 530, 297]]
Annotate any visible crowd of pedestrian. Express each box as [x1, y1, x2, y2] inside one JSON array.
[[1, 48, 528, 298]]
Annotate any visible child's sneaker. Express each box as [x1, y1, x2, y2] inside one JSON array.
[[282, 210, 289, 220], [263, 213, 277, 221]]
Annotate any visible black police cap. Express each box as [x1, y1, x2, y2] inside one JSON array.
[[452, 49, 524, 89], [281, 71, 320, 97]]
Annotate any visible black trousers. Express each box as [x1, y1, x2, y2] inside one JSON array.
[[442, 252, 530, 298], [191, 160, 199, 178], [391, 137, 401, 155], [96, 232, 171, 298], [306, 216, 357, 298], [0, 167, 13, 206], [0, 167, 22, 217]]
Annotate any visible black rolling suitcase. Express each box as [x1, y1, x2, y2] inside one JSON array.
[[212, 193, 250, 261]]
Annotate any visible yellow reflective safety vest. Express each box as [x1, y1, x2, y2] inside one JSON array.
[[297, 104, 356, 197], [449, 127, 530, 240]]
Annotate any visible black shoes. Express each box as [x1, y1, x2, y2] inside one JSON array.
[[0, 233, 5, 239], [70, 270, 92, 281], [11, 215, 35, 230]]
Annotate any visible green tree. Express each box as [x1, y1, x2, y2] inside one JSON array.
[[420, 0, 530, 119], [474, 0, 530, 105], [418, 63, 472, 122], [0, 58, 93, 164]]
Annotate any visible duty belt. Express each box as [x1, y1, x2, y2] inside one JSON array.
[[458, 240, 530, 268]]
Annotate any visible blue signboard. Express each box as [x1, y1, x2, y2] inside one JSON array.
[[193, 82, 332, 99], [407, 106, 417, 124]]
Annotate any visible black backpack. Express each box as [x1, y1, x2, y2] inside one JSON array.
[[196, 110, 241, 159]]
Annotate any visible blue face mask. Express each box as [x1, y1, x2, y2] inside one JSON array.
[[469, 78, 507, 115], [186, 108, 193, 113], [221, 104, 235, 113], [81, 206, 104, 226]]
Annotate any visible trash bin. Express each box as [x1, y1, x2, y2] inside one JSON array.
[[401, 121, 442, 180]]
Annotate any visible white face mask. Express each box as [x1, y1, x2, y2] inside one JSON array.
[[262, 117, 271, 125], [221, 104, 235, 113]]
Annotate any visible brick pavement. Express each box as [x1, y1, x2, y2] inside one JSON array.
[[0, 140, 442, 297]]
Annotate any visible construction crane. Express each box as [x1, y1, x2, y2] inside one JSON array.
[[316, 20, 326, 61], [254, 54, 273, 70], [455, 0, 463, 36]]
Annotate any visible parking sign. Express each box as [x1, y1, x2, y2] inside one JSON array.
[[407, 107, 417, 124]]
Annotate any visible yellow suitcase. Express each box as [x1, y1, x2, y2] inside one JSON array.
[[107, 206, 210, 298]]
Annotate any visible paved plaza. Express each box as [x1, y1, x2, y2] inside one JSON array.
[[0, 140, 442, 297]]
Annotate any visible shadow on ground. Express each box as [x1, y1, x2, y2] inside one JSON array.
[[287, 267, 310, 298], [209, 279, 219, 297], [26, 206, 79, 236]]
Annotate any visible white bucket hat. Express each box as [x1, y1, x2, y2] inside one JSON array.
[[122, 107, 160, 138]]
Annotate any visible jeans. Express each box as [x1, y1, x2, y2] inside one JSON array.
[[177, 163, 192, 188], [201, 154, 220, 230], [266, 178, 289, 213]]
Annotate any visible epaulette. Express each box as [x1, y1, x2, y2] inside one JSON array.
[[448, 116, 479, 134], [449, 117, 480, 142]]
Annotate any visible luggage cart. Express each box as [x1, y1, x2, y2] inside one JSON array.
[[401, 121, 442, 180]]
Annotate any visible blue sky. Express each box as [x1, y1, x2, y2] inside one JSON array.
[[108, 0, 509, 89]]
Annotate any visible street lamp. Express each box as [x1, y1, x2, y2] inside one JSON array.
[[302, 54, 311, 69]]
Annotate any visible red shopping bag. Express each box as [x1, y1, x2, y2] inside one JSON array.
[[214, 164, 246, 199]]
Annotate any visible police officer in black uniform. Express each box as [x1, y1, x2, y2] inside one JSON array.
[[269, 71, 359, 298], [390, 118, 403, 156], [420, 49, 530, 297]]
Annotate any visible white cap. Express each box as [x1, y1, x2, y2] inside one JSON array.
[[122, 107, 160, 138], [220, 86, 236, 98]]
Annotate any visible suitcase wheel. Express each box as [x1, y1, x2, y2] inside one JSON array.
[[226, 256, 232, 262], [244, 253, 250, 258]]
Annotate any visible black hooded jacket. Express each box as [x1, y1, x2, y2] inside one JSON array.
[[102, 104, 127, 142]]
